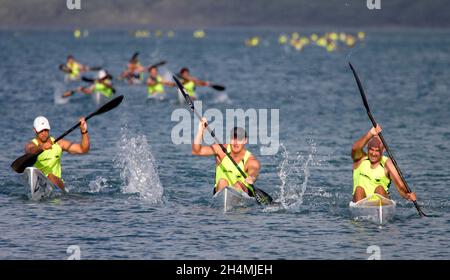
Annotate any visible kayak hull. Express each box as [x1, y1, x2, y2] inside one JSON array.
[[147, 94, 167, 102], [23, 167, 58, 201], [213, 186, 255, 212], [92, 92, 109, 105], [349, 194, 396, 224]]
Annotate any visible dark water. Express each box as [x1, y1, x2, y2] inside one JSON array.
[[0, 29, 449, 259]]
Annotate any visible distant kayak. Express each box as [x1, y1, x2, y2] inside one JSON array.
[[23, 167, 61, 201], [213, 186, 256, 212], [349, 194, 396, 224], [147, 94, 168, 102]]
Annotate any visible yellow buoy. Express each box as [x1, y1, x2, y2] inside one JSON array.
[[326, 42, 336, 52], [245, 36, 259, 47], [316, 37, 327, 47], [167, 31, 175, 38], [74, 29, 81, 39], [329, 32, 338, 41], [345, 35, 356, 47], [300, 37, 310, 45], [193, 30, 205, 38], [357, 31, 366, 40], [278, 35, 288, 44]]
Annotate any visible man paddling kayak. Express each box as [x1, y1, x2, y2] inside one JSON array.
[[352, 124, 416, 203], [146, 66, 175, 97], [24, 116, 90, 191], [120, 53, 145, 84], [62, 70, 115, 99], [178, 68, 210, 99], [192, 118, 260, 196]]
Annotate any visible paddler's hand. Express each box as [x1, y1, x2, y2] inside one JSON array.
[[245, 175, 256, 185], [369, 124, 382, 136], [198, 118, 208, 133], [39, 141, 52, 152], [406, 192, 417, 202], [79, 117, 88, 134]]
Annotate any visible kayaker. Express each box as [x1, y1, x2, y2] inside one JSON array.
[[192, 118, 260, 196], [77, 70, 115, 98], [120, 53, 145, 84], [146, 66, 175, 97], [178, 67, 210, 99], [352, 124, 416, 202], [64, 55, 90, 81], [24, 116, 90, 191]]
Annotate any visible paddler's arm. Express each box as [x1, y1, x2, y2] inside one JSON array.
[[385, 159, 417, 201], [192, 77, 210, 87], [192, 118, 215, 156], [351, 124, 382, 162], [78, 85, 93, 95], [245, 155, 260, 185], [185, 74, 210, 87], [58, 117, 90, 154], [162, 80, 176, 87], [25, 141, 51, 154]]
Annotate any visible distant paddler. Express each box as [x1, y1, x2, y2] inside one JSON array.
[[352, 124, 416, 203], [60, 55, 97, 81], [146, 65, 175, 98], [177, 67, 211, 100], [120, 52, 145, 84], [63, 70, 115, 98], [192, 119, 260, 196], [23, 116, 89, 191]]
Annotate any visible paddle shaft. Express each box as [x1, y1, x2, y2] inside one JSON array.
[[349, 63, 426, 216]]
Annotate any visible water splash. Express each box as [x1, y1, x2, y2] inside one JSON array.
[[52, 82, 69, 105], [277, 140, 318, 210], [114, 128, 164, 203], [88, 176, 111, 193], [211, 92, 232, 104]]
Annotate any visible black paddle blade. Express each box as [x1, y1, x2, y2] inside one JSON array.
[[254, 188, 273, 205], [349, 62, 371, 113], [173, 75, 194, 110], [210, 84, 225, 91], [89, 66, 102, 71], [81, 76, 95, 83], [89, 95, 124, 118], [149, 61, 167, 70], [131, 52, 139, 62], [11, 153, 39, 173]]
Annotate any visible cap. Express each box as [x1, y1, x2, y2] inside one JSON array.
[[97, 70, 107, 79], [33, 116, 50, 132], [231, 127, 247, 140]]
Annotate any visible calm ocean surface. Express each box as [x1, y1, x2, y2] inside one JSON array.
[[0, 29, 449, 259]]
